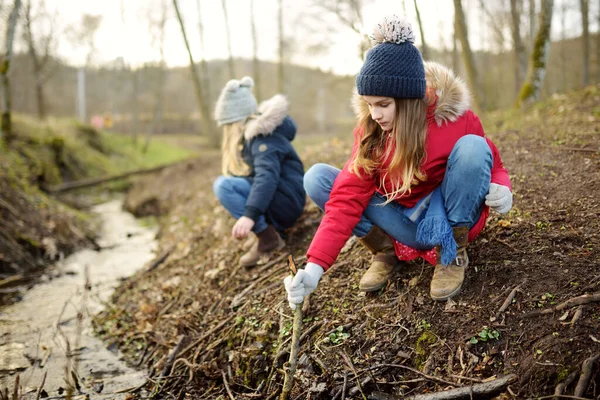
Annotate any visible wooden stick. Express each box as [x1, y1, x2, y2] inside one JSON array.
[[522, 292, 600, 317], [221, 370, 236, 400], [496, 280, 526, 319], [280, 255, 303, 400], [370, 374, 517, 400], [179, 314, 235, 358], [573, 353, 600, 397], [359, 363, 458, 387], [35, 372, 47, 400], [160, 335, 187, 377]]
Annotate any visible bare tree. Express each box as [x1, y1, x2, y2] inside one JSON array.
[[1, 0, 22, 145], [221, 0, 235, 79], [518, 0, 555, 105], [23, 0, 56, 120], [250, 0, 261, 101], [510, 0, 527, 94], [172, 0, 216, 145], [453, 0, 483, 112], [579, 0, 589, 85], [195, 0, 210, 102], [144, 0, 168, 153], [412, 0, 429, 60], [477, 0, 508, 49], [528, 0, 536, 50], [597, 0, 600, 81], [314, 0, 370, 60], [278, 0, 284, 93]]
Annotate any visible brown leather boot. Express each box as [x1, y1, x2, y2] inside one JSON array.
[[358, 226, 400, 292], [430, 226, 469, 301], [239, 225, 285, 268]]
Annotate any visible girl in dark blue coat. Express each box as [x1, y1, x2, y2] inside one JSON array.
[[213, 77, 306, 267]]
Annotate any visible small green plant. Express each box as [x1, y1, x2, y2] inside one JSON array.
[[419, 319, 431, 331], [327, 326, 350, 345], [280, 321, 293, 337], [470, 327, 500, 344]]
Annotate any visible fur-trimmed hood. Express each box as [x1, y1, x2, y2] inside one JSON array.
[[245, 94, 293, 141], [353, 61, 471, 127]]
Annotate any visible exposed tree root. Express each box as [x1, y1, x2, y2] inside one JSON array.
[[522, 292, 600, 317]]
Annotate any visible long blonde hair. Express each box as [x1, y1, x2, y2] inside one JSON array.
[[221, 120, 251, 176], [350, 97, 428, 204]]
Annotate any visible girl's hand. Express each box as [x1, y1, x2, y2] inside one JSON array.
[[232, 216, 255, 239], [485, 183, 513, 214], [283, 262, 325, 309]]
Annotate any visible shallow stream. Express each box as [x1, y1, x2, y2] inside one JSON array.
[[0, 199, 157, 398]]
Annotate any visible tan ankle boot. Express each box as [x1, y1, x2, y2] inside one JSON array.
[[239, 225, 285, 268], [430, 226, 469, 301], [358, 226, 399, 292]]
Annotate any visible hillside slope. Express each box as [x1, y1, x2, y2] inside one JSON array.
[[97, 84, 600, 399]]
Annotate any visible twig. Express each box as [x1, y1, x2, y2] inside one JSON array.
[[221, 370, 236, 400], [146, 246, 174, 272], [180, 314, 235, 358], [160, 335, 187, 377], [553, 369, 579, 399], [35, 372, 47, 400], [266, 305, 287, 393], [341, 372, 348, 400], [370, 374, 517, 400], [496, 280, 526, 319], [280, 256, 303, 400], [359, 363, 457, 387], [573, 353, 600, 397], [522, 292, 600, 317]]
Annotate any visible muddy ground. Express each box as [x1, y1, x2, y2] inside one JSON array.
[[95, 85, 600, 399]]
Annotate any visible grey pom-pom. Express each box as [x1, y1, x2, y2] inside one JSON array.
[[224, 79, 241, 92], [239, 76, 254, 88], [370, 15, 415, 46]]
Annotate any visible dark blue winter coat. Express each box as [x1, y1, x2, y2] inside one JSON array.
[[240, 95, 305, 230]]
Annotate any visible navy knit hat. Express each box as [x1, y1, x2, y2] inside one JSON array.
[[214, 76, 258, 126], [356, 16, 426, 99]]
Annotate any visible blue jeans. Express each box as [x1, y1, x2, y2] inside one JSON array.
[[213, 176, 271, 234], [303, 135, 492, 248]]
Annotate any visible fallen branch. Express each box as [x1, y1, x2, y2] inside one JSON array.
[[496, 280, 526, 319], [179, 314, 235, 358], [522, 292, 600, 317], [280, 256, 303, 400], [369, 374, 517, 400], [35, 372, 47, 400], [573, 353, 600, 397]]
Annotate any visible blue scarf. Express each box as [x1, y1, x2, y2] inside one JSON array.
[[415, 187, 457, 265]]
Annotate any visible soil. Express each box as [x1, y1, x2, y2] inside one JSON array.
[[95, 85, 600, 399]]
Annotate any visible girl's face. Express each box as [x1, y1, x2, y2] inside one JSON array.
[[363, 95, 396, 132]]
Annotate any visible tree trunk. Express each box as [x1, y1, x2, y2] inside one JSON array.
[[1, 0, 22, 146], [517, 0, 554, 106], [24, 0, 47, 119], [579, 0, 589, 86], [195, 0, 211, 103], [221, 0, 235, 79], [131, 68, 139, 144], [172, 0, 217, 146], [528, 0, 536, 51], [278, 0, 284, 94], [453, 0, 483, 112], [510, 0, 527, 95], [250, 0, 261, 102], [452, 21, 459, 73], [144, 0, 168, 154], [413, 0, 429, 60], [597, 0, 600, 82]]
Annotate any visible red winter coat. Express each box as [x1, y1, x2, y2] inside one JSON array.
[[307, 62, 511, 270]]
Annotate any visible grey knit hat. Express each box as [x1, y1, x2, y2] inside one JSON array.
[[214, 76, 258, 126], [356, 15, 426, 99]]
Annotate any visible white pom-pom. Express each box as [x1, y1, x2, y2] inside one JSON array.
[[239, 76, 254, 88], [225, 79, 241, 92], [370, 15, 415, 46]]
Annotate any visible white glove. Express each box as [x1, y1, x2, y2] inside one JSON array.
[[485, 183, 513, 214], [283, 262, 324, 310]]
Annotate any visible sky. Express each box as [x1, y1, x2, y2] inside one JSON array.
[[32, 0, 600, 76]]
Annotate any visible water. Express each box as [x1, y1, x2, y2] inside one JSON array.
[[0, 199, 158, 398]]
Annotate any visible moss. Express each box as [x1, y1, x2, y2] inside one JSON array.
[[415, 331, 437, 370], [556, 368, 571, 383]]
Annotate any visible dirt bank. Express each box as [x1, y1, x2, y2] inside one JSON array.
[[97, 85, 600, 399]]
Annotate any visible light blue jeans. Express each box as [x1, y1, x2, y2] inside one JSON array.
[[303, 135, 493, 248], [213, 176, 271, 234]]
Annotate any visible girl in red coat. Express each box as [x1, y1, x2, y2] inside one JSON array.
[[284, 16, 512, 307]]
